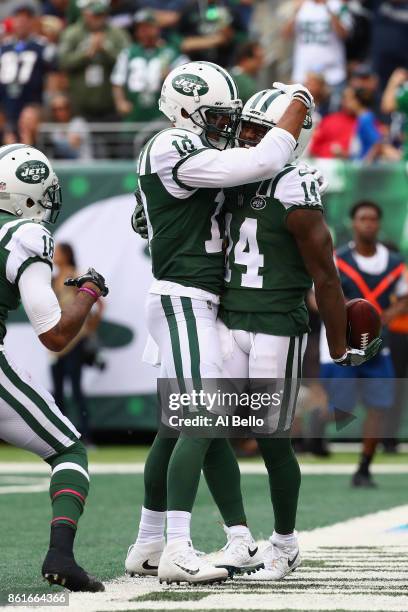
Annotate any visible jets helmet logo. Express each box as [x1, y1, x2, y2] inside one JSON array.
[[172, 74, 209, 97], [16, 161, 49, 184]]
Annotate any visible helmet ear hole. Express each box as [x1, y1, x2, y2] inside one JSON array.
[[26, 198, 35, 209], [181, 108, 189, 119]]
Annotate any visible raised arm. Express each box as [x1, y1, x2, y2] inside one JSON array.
[[177, 90, 312, 189]]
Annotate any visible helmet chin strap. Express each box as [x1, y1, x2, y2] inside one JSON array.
[[11, 200, 23, 218]]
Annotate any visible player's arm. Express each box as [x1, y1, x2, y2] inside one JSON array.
[[19, 264, 108, 352], [276, 168, 381, 365], [175, 86, 313, 189], [287, 209, 348, 360]]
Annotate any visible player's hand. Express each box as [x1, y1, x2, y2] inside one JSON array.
[[301, 163, 329, 195], [273, 82, 314, 111], [333, 337, 382, 367], [64, 268, 109, 297], [131, 189, 148, 239]]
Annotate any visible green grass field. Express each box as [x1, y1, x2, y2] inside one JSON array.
[[1, 444, 408, 612]]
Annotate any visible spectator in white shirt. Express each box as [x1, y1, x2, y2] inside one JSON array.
[[283, 0, 353, 110]]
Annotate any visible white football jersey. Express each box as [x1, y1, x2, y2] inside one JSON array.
[[292, 0, 352, 86]]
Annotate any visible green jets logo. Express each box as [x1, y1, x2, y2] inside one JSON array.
[[16, 161, 49, 184], [303, 114, 313, 130], [172, 74, 209, 97]]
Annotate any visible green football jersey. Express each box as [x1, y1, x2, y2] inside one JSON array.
[[220, 164, 323, 336], [138, 128, 225, 296], [0, 215, 54, 344], [111, 43, 183, 122]]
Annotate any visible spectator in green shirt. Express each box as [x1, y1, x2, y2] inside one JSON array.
[[381, 67, 408, 160], [59, 0, 130, 120], [230, 41, 264, 104], [111, 9, 187, 123]]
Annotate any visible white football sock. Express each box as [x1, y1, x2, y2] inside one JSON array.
[[167, 510, 191, 542], [136, 507, 166, 545], [228, 524, 251, 538], [272, 530, 298, 548]]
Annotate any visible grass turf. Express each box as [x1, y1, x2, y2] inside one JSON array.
[[0, 472, 407, 593], [1, 443, 408, 465]]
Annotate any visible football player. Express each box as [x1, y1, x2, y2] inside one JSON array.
[[0, 144, 108, 591], [212, 89, 381, 580], [126, 61, 315, 585]]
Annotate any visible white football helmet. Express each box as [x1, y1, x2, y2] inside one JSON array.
[[0, 144, 62, 223], [238, 88, 313, 161], [159, 61, 242, 150]]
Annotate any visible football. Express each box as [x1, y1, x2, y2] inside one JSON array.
[[346, 298, 381, 350]]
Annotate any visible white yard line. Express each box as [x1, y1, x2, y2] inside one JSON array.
[[5, 505, 408, 612], [0, 462, 407, 475]]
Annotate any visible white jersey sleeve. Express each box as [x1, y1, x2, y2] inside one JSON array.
[[18, 262, 61, 336], [137, 128, 212, 199], [176, 127, 296, 189], [138, 126, 296, 197], [274, 163, 323, 214], [5, 222, 55, 286]]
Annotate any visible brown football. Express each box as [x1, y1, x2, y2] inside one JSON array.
[[346, 298, 381, 350]]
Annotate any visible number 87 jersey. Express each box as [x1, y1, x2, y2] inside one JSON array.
[[220, 164, 324, 337]]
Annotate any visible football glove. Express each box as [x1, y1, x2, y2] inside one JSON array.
[[64, 267, 109, 297], [273, 82, 315, 111], [131, 188, 148, 239], [333, 337, 382, 367], [299, 163, 329, 195]]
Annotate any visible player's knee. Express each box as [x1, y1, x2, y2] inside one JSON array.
[[48, 439, 88, 472]]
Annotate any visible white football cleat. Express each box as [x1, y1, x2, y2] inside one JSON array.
[[211, 525, 264, 576], [158, 540, 229, 585], [240, 535, 301, 581], [125, 538, 164, 576]]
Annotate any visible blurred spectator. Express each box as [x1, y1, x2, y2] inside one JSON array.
[[0, 1, 41, 21], [371, 0, 408, 93], [59, 0, 130, 120], [51, 243, 104, 445], [345, 0, 372, 63], [304, 71, 330, 120], [40, 15, 65, 44], [348, 87, 382, 160], [4, 103, 42, 146], [134, 1, 188, 30], [230, 41, 264, 104], [381, 68, 408, 160], [349, 62, 380, 112], [0, 4, 57, 131], [283, 0, 353, 109], [109, 1, 141, 30], [48, 93, 92, 159], [111, 9, 186, 122], [178, 0, 238, 67], [311, 85, 400, 160], [42, 0, 70, 18], [309, 86, 357, 158]]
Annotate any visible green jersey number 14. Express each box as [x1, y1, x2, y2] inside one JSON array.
[[225, 213, 264, 288]]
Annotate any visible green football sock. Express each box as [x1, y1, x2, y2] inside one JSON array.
[[143, 433, 177, 511], [47, 440, 89, 531], [203, 438, 247, 526], [167, 435, 212, 512], [256, 437, 301, 535], [167, 436, 247, 527]]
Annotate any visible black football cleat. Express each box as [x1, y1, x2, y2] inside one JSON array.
[[351, 471, 378, 488], [42, 548, 105, 592]]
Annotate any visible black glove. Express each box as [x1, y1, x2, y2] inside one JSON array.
[[64, 267, 109, 297], [333, 337, 382, 367], [131, 188, 148, 239]]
